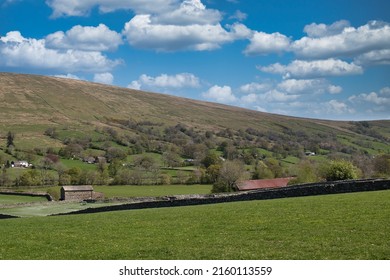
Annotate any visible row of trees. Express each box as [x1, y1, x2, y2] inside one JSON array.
[[1, 123, 389, 190]]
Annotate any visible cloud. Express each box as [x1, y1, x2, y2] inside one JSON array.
[[277, 79, 342, 94], [349, 87, 390, 106], [244, 31, 290, 55], [326, 100, 352, 115], [257, 90, 300, 102], [94, 72, 114, 84], [292, 21, 390, 59], [155, 0, 222, 25], [127, 80, 141, 90], [239, 82, 271, 94], [129, 73, 200, 90], [259, 59, 363, 79], [121, 0, 250, 51], [243, 20, 390, 65], [328, 85, 343, 94], [229, 10, 247, 21], [54, 73, 82, 80], [240, 89, 299, 106], [202, 85, 237, 103], [123, 14, 249, 51], [46, 24, 122, 51], [0, 31, 121, 72], [303, 20, 351, 38], [46, 0, 178, 17], [354, 49, 390, 65]]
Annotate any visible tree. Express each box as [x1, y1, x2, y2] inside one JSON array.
[[133, 155, 157, 171], [252, 161, 274, 179], [162, 151, 182, 168], [6, 131, 15, 148], [201, 151, 221, 168], [373, 154, 390, 177], [205, 164, 221, 183], [211, 160, 245, 193], [324, 159, 360, 181], [105, 147, 127, 162], [66, 167, 82, 185], [19, 170, 40, 186], [289, 159, 319, 184], [0, 168, 11, 187], [59, 143, 84, 158]]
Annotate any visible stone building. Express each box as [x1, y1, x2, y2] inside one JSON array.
[[60, 185, 94, 201]]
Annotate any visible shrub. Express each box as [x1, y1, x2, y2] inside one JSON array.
[[47, 188, 60, 201], [373, 154, 390, 178], [159, 174, 171, 185], [289, 159, 319, 185], [324, 160, 360, 181], [211, 160, 245, 193]]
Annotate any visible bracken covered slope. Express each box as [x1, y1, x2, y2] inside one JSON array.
[[0, 72, 389, 153]]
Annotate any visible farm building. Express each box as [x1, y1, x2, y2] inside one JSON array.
[[60, 185, 94, 201], [236, 178, 293, 191], [11, 160, 31, 168]]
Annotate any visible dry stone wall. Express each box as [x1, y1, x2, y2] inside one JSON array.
[[57, 178, 390, 216]]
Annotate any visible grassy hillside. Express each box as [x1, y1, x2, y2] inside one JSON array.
[[0, 72, 389, 188], [0, 190, 389, 259], [1, 72, 389, 149]]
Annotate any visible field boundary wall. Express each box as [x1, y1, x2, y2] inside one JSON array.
[[56, 178, 390, 216]]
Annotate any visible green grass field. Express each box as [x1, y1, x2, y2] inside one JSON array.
[[94, 184, 212, 198], [0, 185, 213, 217], [0, 194, 48, 205], [0, 190, 389, 260]]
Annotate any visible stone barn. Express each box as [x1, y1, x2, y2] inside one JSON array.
[[60, 185, 94, 201]]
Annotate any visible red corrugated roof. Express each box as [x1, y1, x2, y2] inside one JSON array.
[[236, 178, 292, 191]]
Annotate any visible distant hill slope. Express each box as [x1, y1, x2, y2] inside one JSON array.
[[0, 72, 389, 155]]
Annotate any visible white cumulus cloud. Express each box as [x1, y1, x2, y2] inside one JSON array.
[[354, 49, 390, 65], [129, 73, 200, 90], [259, 59, 363, 79], [349, 87, 390, 106], [202, 85, 237, 103], [46, 24, 122, 51], [54, 73, 82, 80], [277, 79, 342, 94], [292, 20, 390, 59], [326, 100, 352, 115], [244, 31, 291, 55], [0, 31, 121, 72], [46, 0, 178, 17], [239, 82, 271, 94], [123, 14, 249, 51], [155, 0, 222, 25], [94, 72, 114, 84], [303, 20, 351, 38]]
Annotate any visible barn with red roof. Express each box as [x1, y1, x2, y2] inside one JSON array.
[[236, 178, 293, 191]]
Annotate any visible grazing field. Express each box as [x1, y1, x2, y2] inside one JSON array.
[[93, 184, 213, 198], [0, 185, 213, 217], [0, 190, 389, 260], [23, 184, 213, 200], [0, 194, 48, 205], [0, 200, 125, 218]]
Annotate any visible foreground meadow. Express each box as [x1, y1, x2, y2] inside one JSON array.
[[0, 190, 389, 260]]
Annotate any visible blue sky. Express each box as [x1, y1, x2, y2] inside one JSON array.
[[1, 0, 389, 120]]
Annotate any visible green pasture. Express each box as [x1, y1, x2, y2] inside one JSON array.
[[60, 158, 97, 171], [0, 194, 48, 205], [0, 184, 213, 217], [0, 201, 122, 217], [0, 190, 389, 260], [25, 184, 212, 200], [94, 184, 212, 198]]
